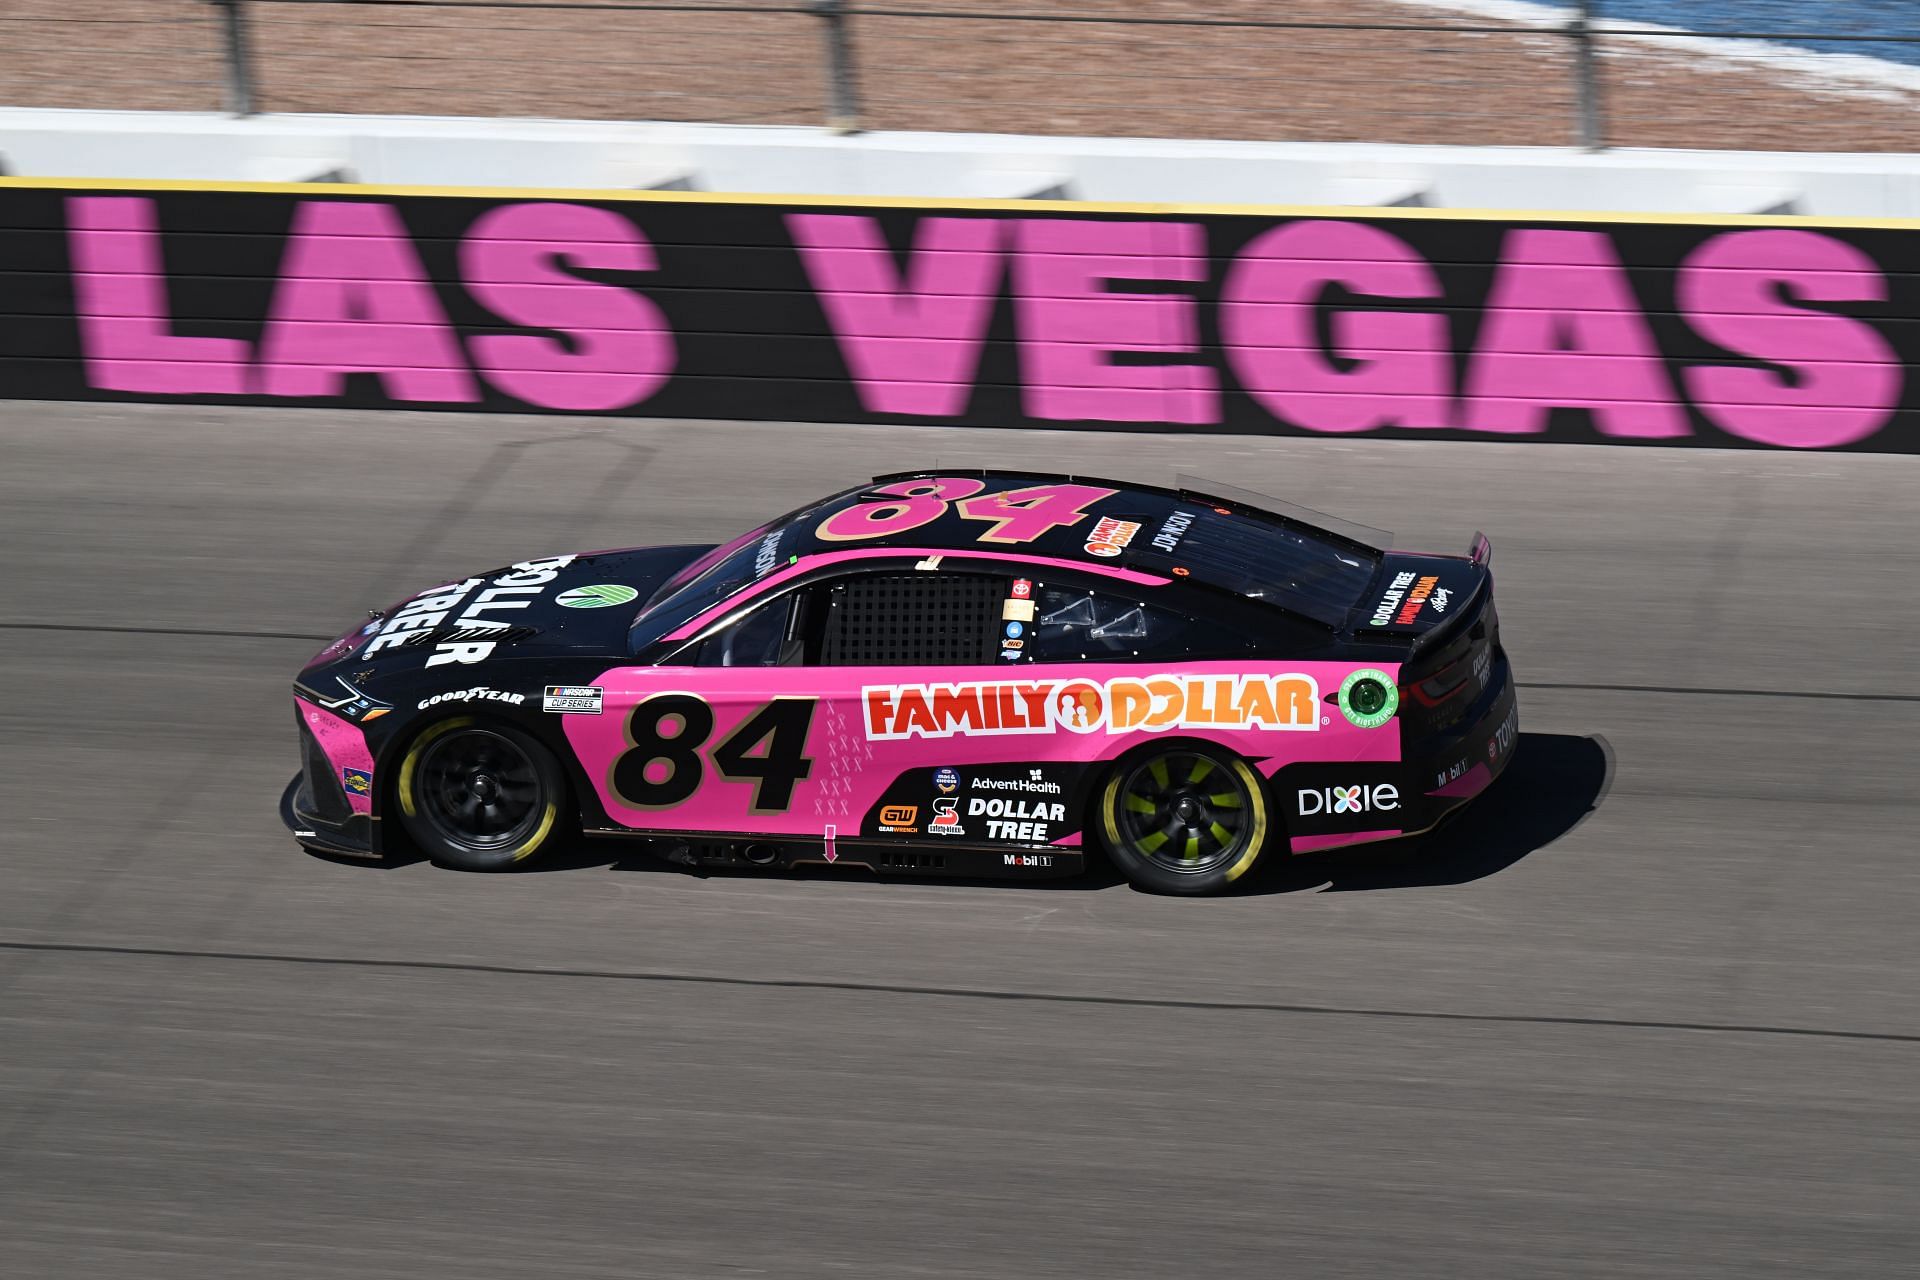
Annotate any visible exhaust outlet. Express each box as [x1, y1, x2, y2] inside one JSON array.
[[741, 843, 779, 866]]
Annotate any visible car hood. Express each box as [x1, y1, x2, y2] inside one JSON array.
[[303, 543, 711, 677]]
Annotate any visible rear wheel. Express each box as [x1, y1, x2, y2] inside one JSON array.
[[396, 717, 568, 870], [1098, 744, 1273, 895]]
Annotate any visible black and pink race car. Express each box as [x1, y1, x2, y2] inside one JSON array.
[[284, 471, 1516, 895]]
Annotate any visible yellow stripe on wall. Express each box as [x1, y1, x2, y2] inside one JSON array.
[[3, 174, 1919, 231]]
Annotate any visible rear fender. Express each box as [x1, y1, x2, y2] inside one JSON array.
[[1092, 734, 1280, 874]]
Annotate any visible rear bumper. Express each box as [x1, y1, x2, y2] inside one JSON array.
[[280, 772, 379, 859], [1286, 653, 1517, 855], [1405, 657, 1518, 829]]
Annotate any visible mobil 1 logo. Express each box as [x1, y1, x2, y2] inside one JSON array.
[[1273, 762, 1406, 837]]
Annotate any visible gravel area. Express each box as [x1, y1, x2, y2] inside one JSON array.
[[0, 0, 1913, 151]]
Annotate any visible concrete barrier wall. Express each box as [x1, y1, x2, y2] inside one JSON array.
[[1, 179, 1914, 452]]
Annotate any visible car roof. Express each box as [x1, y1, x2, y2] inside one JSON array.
[[781, 469, 1372, 568], [633, 471, 1384, 650]]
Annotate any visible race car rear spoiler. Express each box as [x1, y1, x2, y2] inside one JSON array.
[[1406, 537, 1493, 658]]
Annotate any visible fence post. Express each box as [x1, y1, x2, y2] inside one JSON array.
[[1569, 0, 1605, 150], [212, 0, 258, 116], [813, 0, 863, 134]]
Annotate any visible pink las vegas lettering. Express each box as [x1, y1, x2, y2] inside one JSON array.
[[61, 198, 1902, 449]]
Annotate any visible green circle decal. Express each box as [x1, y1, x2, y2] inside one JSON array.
[[1338, 668, 1399, 729], [555, 583, 639, 609]]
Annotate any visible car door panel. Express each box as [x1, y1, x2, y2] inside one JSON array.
[[560, 659, 1404, 848]]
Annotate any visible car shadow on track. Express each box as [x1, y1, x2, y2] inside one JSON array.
[[1245, 731, 1615, 896]]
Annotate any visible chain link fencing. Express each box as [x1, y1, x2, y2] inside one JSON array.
[[0, 0, 1915, 150]]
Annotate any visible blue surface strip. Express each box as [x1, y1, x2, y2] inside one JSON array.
[[1592, 1, 1920, 67]]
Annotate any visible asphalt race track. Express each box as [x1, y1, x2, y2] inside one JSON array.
[[2, 401, 1916, 1279]]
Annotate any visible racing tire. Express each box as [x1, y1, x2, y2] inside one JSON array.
[[1097, 743, 1274, 896], [395, 717, 569, 871]]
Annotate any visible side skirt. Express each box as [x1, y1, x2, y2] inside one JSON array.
[[583, 828, 1084, 880]]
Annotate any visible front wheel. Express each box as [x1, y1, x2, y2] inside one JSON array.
[[1098, 745, 1274, 895], [396, 717, 569, 870]]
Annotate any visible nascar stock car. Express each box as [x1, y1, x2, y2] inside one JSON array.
[[283, 471, 1517, 895]]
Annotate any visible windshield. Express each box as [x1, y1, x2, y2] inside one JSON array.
[[646, 521, 779, 608], [1131, 508, 1378, 626], [629, 521, 795, 652]]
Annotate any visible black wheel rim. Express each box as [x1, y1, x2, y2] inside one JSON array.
[[1113, 751, 1253, 875], [416, 729, 545, 852]]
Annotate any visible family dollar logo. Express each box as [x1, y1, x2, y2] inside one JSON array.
[[1396, 576, 1439, 625], [1052, 680, 1106, 733], [862, 673, 1320, 741]]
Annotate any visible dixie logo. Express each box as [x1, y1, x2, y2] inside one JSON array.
[[1297, 783, 1400, 816]]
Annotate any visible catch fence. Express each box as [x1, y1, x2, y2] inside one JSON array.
[[1, 0, 1916, 150]]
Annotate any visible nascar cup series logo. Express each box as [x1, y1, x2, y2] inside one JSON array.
[[862, 674, 1320, 740]]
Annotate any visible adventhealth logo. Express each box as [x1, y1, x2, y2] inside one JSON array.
[[1297, 783, 1399, 816]]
